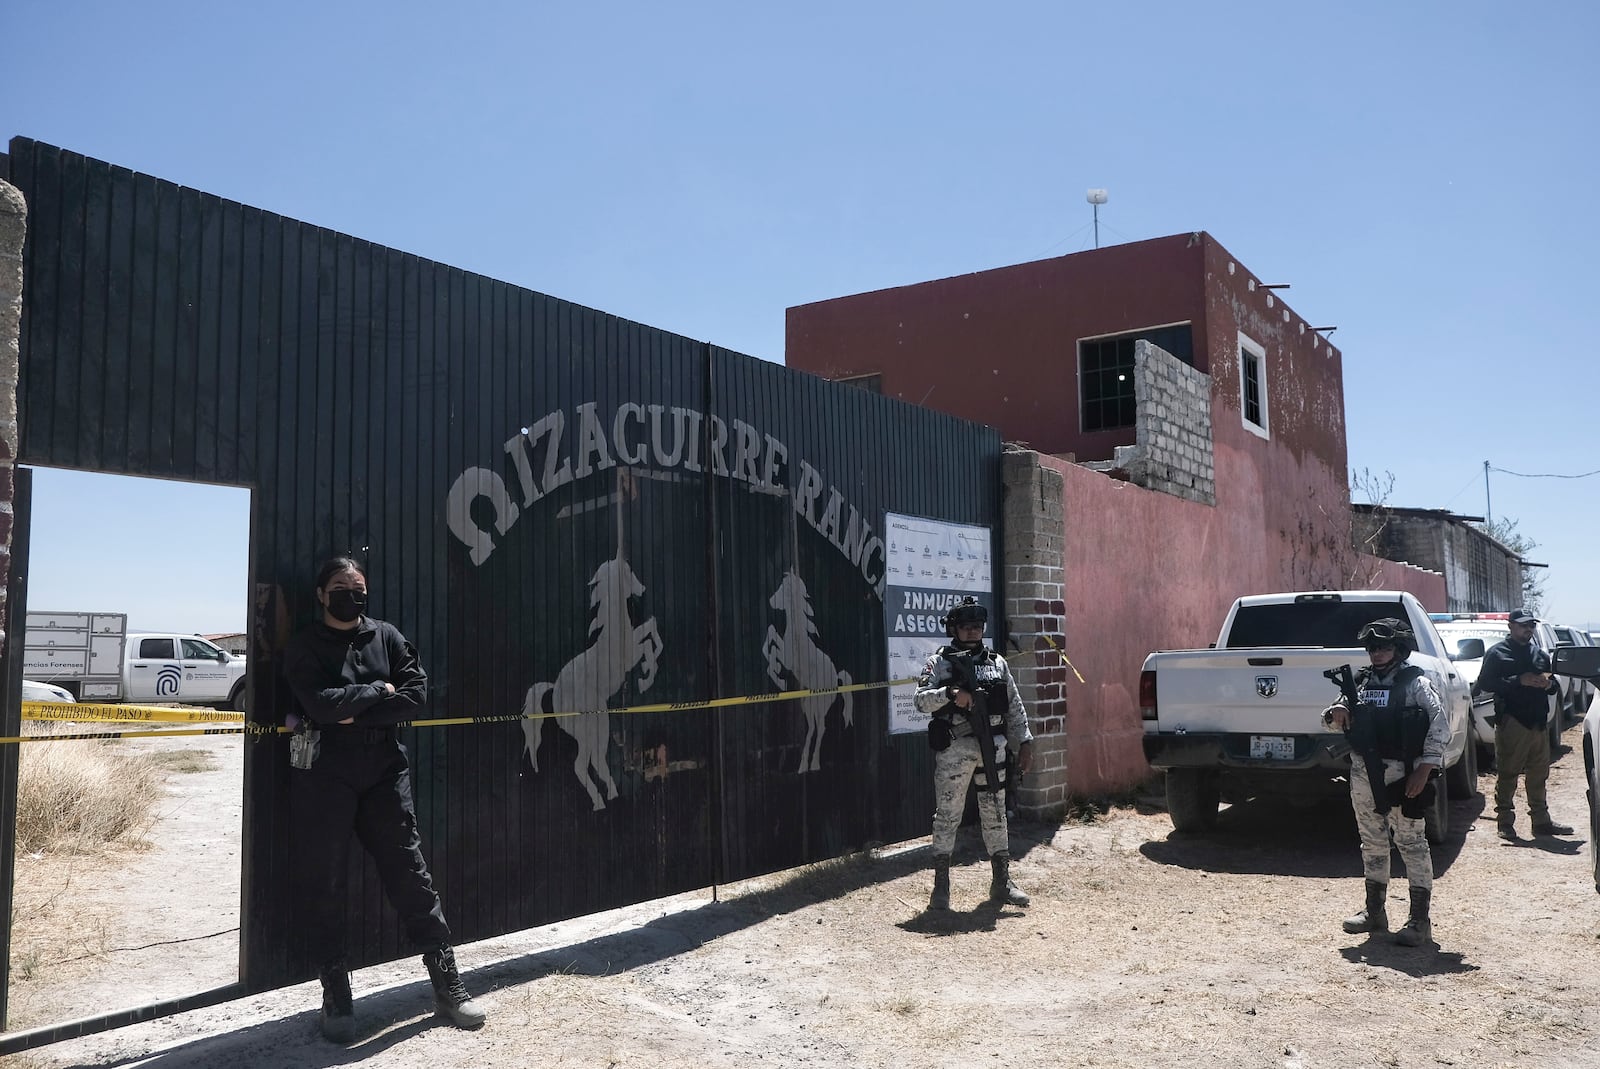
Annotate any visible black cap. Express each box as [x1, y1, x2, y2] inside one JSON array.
[[1509, 608, 1539, 625]]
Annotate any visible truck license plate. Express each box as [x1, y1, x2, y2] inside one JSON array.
[[1250, 735, 1294, 759]]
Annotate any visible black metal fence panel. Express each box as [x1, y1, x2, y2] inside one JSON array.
[[5, 137, 1002, 998]]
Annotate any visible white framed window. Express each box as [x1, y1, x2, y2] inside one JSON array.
[[1237, 332, 1269, 439]]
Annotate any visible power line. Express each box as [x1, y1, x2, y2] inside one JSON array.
[[1487, 465, 1600, 480], [1441, 470, 1485, 509]]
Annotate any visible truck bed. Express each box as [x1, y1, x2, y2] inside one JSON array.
[[1142, 646, 1358, 736]]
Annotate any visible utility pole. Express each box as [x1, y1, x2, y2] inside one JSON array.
[[1484, 460, 1492, 525]]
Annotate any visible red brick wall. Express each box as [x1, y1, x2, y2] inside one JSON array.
[[787, 234, 1206, 461], [1046, 455, 1442, 796]]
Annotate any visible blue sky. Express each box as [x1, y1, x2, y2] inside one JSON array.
[[6, 0, 1598, 633]]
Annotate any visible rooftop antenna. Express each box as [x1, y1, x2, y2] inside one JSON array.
[[1086, 189, 1108, 248]]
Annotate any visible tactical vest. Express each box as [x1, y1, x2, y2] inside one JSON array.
[[939, 646, 1011, 788], [1348, 663, 1430, 763]]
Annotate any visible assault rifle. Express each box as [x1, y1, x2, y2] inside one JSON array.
[[1322, 663, 1392, 814], [946, 650, 1003, 794], [1322, 663, 1361, 711]]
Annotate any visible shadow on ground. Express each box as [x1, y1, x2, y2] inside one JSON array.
[[1338, 935, 1480, 977], [1138, 792, 1486, 879], [41, 841, 966, 1067]]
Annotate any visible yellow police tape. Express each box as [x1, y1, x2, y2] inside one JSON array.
[[25, 702, 246, 724], [1038, 633, 1087, 683], [8, 640, 1081, 746], [7, 676, 916, 745]]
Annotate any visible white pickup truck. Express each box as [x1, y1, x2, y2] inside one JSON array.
[[1140, 590, 1476, 842], [24, 612, 248, 709], [123, 632, 248, 709]]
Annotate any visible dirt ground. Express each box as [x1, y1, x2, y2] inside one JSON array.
[[5, 722, 1600, 1069]]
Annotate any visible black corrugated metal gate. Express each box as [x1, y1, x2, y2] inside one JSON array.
[[0, 138, 1001, 1037]]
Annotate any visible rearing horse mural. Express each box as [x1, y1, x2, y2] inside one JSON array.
[[763, 569, 853, 773], [522, 555, 663, 810]]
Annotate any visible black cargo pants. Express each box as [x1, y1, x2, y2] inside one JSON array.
[[290, 727, 451, 966]]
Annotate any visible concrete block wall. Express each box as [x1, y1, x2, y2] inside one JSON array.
[[1079, 341, 1215, 506], [1001, 446, 1069, 820], [0, 180, 23, 658], [1129, 339, 1215, 504]]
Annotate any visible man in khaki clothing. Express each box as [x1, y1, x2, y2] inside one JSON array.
[[1475, 608, 1573, 840]]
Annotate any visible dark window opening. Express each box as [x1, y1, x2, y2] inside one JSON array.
[[1243, 354, 1263, 426], [1081, 336, 1137, 431], [1078, 324, 1193, 433], [1137, 325, 1194, 366], [837, 373, 882, 394]]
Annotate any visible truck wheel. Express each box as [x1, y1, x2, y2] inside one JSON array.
[[1165, 769, 1220, 832], [1589, 773, 1600, 894], [228, 680, 247, 713], [1446, 734, 1478, 799], [1549, 690, 1564, 750], [1423, 777, 1450, 844]]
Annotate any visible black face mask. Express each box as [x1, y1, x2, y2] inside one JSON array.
[[325, 589, 366, 622]]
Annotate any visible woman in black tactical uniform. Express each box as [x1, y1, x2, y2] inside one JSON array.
[[283, 556, 486, 1042]]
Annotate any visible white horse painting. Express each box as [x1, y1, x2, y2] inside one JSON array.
[[522, 556, 663, 810], [763, 569, 853, 773]]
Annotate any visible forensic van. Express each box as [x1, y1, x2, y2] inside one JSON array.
[[24, 612, 247, 709]]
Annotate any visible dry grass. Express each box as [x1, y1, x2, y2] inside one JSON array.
[[141, 748, 220, 775], [14, 726, 165, 855]]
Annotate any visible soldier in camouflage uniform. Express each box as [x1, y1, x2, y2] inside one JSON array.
[[1321, 618, 1450, 947], [915, 597, 1034, 911]]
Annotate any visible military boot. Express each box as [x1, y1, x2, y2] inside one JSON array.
[[1394, 887, 1433, 947], [422, 944, 488, 1029], [989, 852, 1030, 906], [318, 961, 358, 1043], [1341, 879, 1389, 934], [929, 855, 952, 911]]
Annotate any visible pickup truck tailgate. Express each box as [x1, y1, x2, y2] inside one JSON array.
[[1146, 648, 1355, 734]]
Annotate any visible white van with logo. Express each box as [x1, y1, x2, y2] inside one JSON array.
[[124, 632, 248, 709]]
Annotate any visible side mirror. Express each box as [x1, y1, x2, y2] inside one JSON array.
[[1551, 645, 1600, 680], [1451, 638, 1485, 661], [216, 651, 229, 663]]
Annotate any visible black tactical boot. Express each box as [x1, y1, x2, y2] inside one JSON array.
[[929, 855, 952, 911], [1341, 879, 1389, 934], [989, 852, 1030, 906], [318, 961, 358, 1043], [422, 945, 487, 1029], [1394, 887, 1433, 946]]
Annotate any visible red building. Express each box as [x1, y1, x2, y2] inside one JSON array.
[[788, 232, 1444, 797]]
